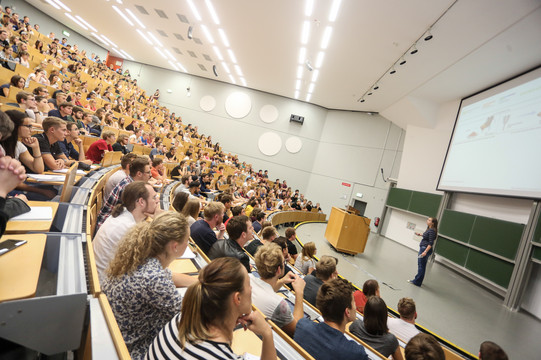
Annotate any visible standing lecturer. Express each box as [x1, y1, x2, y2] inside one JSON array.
[[408, 217, 438, 287]]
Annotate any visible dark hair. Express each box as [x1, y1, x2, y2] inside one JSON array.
[[362, 279, 379, 297], [128, 157, 149, 178], [231, 205, 243, 216], [219, 194, 233, 204], [111, 181, 150, 217], [66, 122, 78, 131], [285, 227, 296, 239], [0, 111, 14, 143], [10, 75, 24, 87], [226, 215, 249, 241], [405, 333, 445, 360], [363, 296, 388, 335], [397, 297, 416, 320], [172, 191, 189, 212], [177, 257, 245, 347], [1, 110, 27, 157], [479, 341, 508, 360], [120, 153, 138, 170], [152, 157, 163, 167], [273, 236, 287, 251], [316, 278, 354, 324]]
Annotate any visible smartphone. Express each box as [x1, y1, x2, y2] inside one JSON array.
[[0, 239, 27, 256]]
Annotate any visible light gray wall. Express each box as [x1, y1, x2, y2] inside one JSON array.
[[8, 0, 107, 59]]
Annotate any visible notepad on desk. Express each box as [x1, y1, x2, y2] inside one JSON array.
[[52, 169, 86, 175], [10, 206, 53, 221], [178, 246, 196, 259], [27, 174, 66, 182]]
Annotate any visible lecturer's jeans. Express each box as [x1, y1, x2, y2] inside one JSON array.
[[412, 248, 431, 286]]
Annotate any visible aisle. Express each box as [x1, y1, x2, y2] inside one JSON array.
[[294, 222, 540, 359]]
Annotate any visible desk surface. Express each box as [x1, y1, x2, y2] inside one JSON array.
[[232, 327, 262, 357], [0, 233, 46, 302], [5, 201, 59, 233]]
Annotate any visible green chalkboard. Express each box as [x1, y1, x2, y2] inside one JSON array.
[[435, 236, 468, 266], [439, 210, 475, 244], [469, 216, 524, 260], [533, 246, 541, 262], [387, 188, 411, 210], [466, 249, 514, 288], [409, 192, 442, 217]]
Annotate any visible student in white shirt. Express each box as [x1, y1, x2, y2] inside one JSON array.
[[387, 297, 420, 343]]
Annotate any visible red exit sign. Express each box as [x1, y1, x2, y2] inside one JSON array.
[[341, 182, 351, 187]]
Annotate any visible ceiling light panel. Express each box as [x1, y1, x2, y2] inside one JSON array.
[[147, 31, 163, 47], [218, 29, 230, 47], [321, 26, 332, 49], [306, 93, 312, 102], [294, 90, 299, 99], [74, 15, 97, 32], [315, 51, 325, 68], [228, 74, 236, 84], [136, 29, 152, 45], [154, 46, 167, 59], [213, 46, 223, 60], [222, 62, 230, 74], [186, 0, 202, 21], [234, 65, 243, 76], [112, 5, 134, 26], [52, 0, 71, 12], [125, 8, 145, 29], [101, 35, 118, 48], [295, 79, 301, 90], [201, 25, 214, 44], [177, 62, 187, 72], [305, 0, 314, 16], [168, 61, 179, 71], [45, 0, 60, 10], [297, 65, 303, 79], [301, 21, 310, 44], [298, 47, 306, 64], [227, 49, 237, 64], [329, 0, 342, 22], [240, 78, 246, 87], [308, 83, 315, 93], [65, 13, 87, 30], [205, 0, 220, 25], [312, 69, 319, 82]]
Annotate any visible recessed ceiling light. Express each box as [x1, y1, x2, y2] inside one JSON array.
[[177, 62, 187, 72], [112, 5, 134, 26], [311, 69, 319, 82], [305, 0, 314, 16], [154, 46, 167, 59], [101, 35, 118, 48], [235, 65, 243, 76], [221, 62, 230, 74], [315, 51, 324, 68], [227, 49, 237, 64], [213, 46, 223, 60], [45, 0, 61, 10], [164, 49, 176, 61], [201, 25, 214, 44], [52, 0, 71, 12], [297, 65, 303, 79], [308, 83, 315, 93], [74, 15, 97, 32], [329, 0, 342, 22], [186, 0, 202, 21], [320, 26, 332, 49], [136, 29, 152, 45], [205, 0, 220, 25], [125, 8, 146, 29], [294, 90, 299, 99], [228, 74, 236, 84], [298, 47, 306, 64], [65, 13, 88, 30], [306, 93, 312, 102], [147, 31, 163, 47], [168, 61, 179, 71], [295, 79, 301, 90], [240, 77, 247, 87], [119, 49, 133, 60], [218, 28, 229, 47]]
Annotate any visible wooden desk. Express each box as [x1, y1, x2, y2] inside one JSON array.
[[5, 201, 59, 233], [0, 233, 46, 302], [231, 327, 262, 357]]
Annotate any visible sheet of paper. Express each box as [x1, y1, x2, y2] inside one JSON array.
[[27, 174, 66, 182], [52, 169, 86, 175], [178, 246, 196, 259], [10, 206, 53, 221]]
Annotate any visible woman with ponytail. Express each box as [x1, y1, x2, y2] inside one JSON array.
[[146, 257, 276, 360], [103, 211, 190, 360]]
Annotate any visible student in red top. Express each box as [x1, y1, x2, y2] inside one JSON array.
[[86, 130, 115, 164]]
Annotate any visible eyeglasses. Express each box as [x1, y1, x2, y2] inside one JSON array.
[[21, 124, 33, 129]]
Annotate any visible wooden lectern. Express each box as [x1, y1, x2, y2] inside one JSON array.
[[325, 207, 371, 255]]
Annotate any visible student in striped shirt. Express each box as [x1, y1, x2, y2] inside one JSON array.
[[146, 257, 276, 360]]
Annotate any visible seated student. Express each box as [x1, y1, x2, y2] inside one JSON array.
[[129, 128, 143, 144], [354, 279, 380, 314], [48, 101, 73, 121], [104, 153, 137, 200], [58, 122, 92, 165], [29, 116, 69, 171], [252, 209, 265, 233], [149, 141, 164, 160], [303, 255, 338, 306], [102, 212, 189, 360], [15, 92, 40, 126], [273, 236, 295, 280], [294, 278, 368, 360], [349, 296, 404, 360], [479, 341, 508, 360], [245, 225, 278, 256], [219, 193, 233, 223], [93, 182, 159, 283], [150, 157, 167, 184], [285, 227, 299, 261], [112, 134, 129, 154], [172, 174, 190, 197], [86, 130, 115, 164], [180, 198, 200, 226], [208, 215, 253, 273], [405, 333, 445, 360], [96, 157, 151, 229], [251, 243, 305, 337], [146, 257, 276, 360], [190, 201, 225, 255], [170, 160, 188, 178], [294, 241, 317, 275], [224, 204, 244, 227], [1, 74, 25, 97], [387, 297, 420, 343]]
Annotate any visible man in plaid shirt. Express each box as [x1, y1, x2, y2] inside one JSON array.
[[96, 157, 152, 230]]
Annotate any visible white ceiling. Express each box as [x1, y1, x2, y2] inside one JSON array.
[[25, 0, 541, 123]]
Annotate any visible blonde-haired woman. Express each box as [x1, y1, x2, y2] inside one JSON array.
[[294, 241, 317, 275], [103, 211, 190, 360], [146, 257, 276, 360]]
